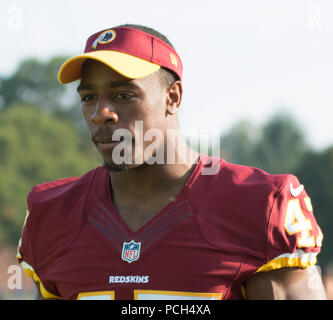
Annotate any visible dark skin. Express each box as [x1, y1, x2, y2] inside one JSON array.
[[34, 60, 327, 299]]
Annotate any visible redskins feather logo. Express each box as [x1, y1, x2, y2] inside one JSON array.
[[91, 29, 116, 50]]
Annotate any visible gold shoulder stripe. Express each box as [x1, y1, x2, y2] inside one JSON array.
[[16, 209, 30, 260], [256, 249, 318, 273]]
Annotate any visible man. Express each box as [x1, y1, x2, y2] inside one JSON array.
[[17, 24, 327, 300]]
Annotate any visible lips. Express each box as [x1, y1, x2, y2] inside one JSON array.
[[95, 138, 120, 150], [96, 139, 118, 144], [93, 131, 131, 154]]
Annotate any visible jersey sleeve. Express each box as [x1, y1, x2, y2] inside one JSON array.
[[16, 209, 35, 269], [256, 174, 323, 273], [16, 197, 62, 299]]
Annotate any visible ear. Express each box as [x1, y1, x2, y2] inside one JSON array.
[[166, 81, 183, 115]]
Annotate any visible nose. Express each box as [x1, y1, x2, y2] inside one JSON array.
[[91, 96, 119, 125]]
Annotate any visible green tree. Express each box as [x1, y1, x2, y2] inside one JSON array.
[[0, 56, 89, 138], [0, 56, 76, 113], [0, 104, 100, 247], [220, 120, 260, 166], [254, 112, 308, 174], [219, 112, 308, 175]]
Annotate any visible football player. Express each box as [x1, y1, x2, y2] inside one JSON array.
[[17, 24, 326, 300]]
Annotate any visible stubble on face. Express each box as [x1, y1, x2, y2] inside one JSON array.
[[103, 159, 135, 172]]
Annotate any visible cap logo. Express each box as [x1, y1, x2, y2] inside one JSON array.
[[91, 29, 116, 50], [170, 53, 178, 66]]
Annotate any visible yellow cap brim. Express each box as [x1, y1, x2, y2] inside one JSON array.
[[58, 50, 161, 84]]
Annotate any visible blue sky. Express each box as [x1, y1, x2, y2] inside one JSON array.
[[1, 0, 332, 150]]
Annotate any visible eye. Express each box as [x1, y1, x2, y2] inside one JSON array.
[[113, 92, 135, 100], [80, 94, 95, 102]]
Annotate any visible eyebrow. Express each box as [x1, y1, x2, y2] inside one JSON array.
[[76, 81, 140, 92]]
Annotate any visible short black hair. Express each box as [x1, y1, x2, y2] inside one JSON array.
[[116, 24, 180, 87]]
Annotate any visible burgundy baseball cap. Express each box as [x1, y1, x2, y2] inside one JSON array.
[[58, 26, 183, 84]]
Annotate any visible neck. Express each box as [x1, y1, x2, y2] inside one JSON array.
[[109, 138, 199, 208]]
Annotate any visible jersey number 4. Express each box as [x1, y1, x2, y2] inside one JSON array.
[[284, 198, 323, 248]]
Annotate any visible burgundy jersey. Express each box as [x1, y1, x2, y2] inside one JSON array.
[[17, 154, 323, 300]]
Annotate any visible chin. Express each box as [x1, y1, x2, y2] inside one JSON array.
[[103, 159, 143, 173]]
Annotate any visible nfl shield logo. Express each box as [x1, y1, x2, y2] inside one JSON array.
[[121, 240, 141, 263]]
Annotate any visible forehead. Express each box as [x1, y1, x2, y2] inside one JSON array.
[[79, 59, 161, 89]]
